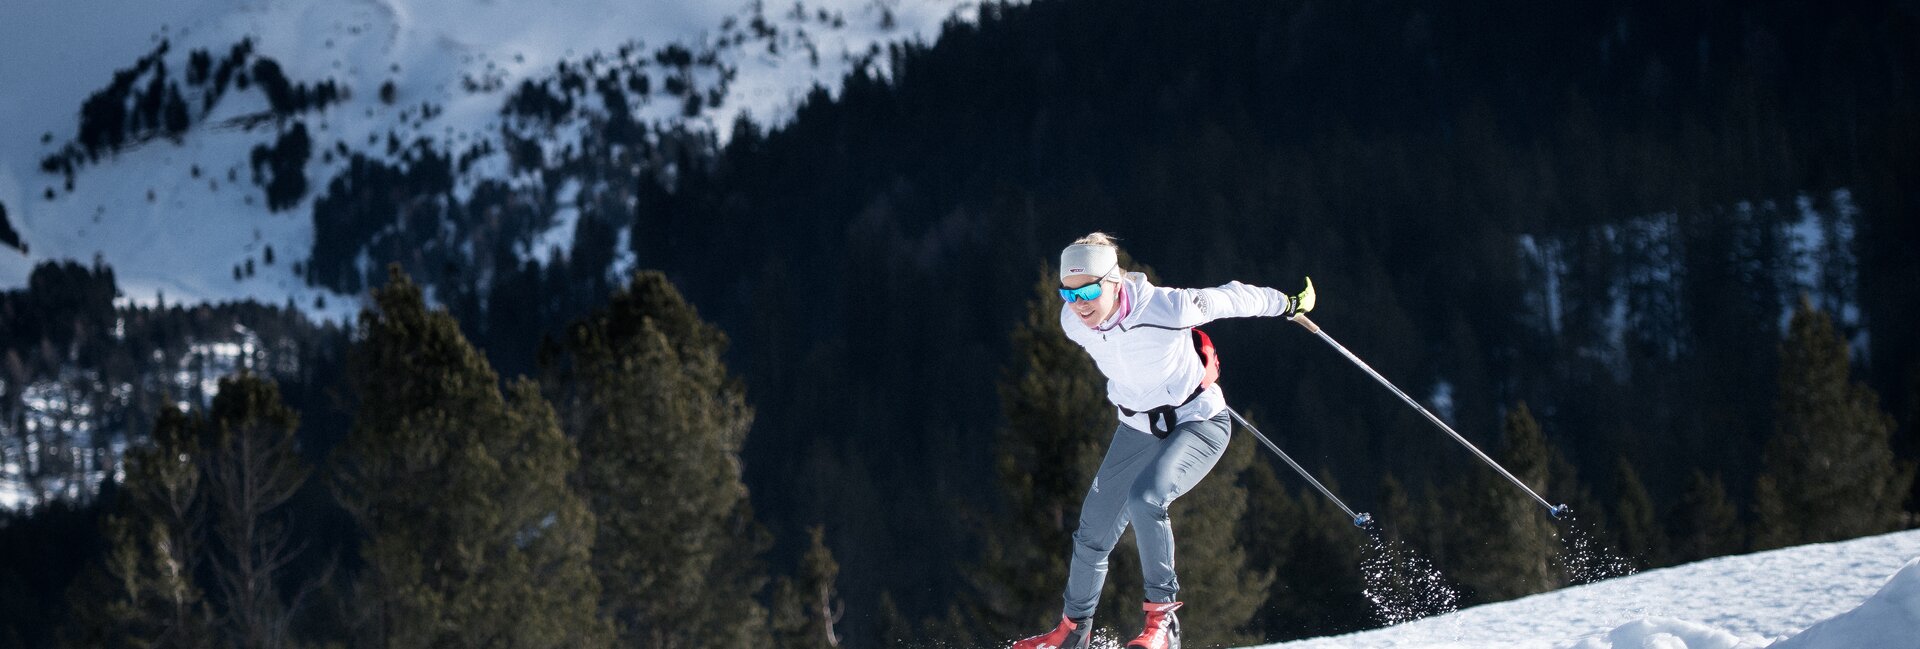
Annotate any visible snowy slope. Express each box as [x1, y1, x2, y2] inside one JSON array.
[[1253, 529, 1920, 649], [0, 0, 979, 321]]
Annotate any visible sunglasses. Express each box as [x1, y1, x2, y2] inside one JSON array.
[[1059, 282, 1104, 303]]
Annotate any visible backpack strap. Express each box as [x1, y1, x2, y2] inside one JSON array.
[[1119, 328, 1223, 439]]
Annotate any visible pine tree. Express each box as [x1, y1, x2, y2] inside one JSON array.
[[1750, 474, 1789, 550], [1752, 298, 1911, 550], [1609, 457, 1667, 569], [1266, 469, 1369, 638], [1451, 403, 1559, 603], [868, 592, 914, 649], [94, 405, 215, 648], [1667, 470, 1742, 563], [1416, 481, 1459, 575], [772, 526, 845, 649], [202, 373, 312, 649], [1239, 458, 1302, 641], [962, 267, 1117, 643], [546, 269, 769, 648], [332, 265, 608, 649], [1544, 447, 1627, 585], [1241, 457, 1371, 641], [1376, 474, 1415, 544], [162, 83, 190, 137], [74, 377, 325, 649]]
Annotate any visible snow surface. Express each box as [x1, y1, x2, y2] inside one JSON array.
[[1769, 557, 1920, 649], [0, 0, 981, 322], [1252, 529, 1920, 649]]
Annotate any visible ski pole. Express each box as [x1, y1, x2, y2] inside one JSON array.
[[1288, 313, 1571, 520], [1225, 405, 1373, 528]]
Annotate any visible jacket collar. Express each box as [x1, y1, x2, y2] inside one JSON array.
[[1098, 273, 1152, 331]]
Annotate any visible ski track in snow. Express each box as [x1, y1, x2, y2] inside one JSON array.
[[1253, 529, 1920, 649]]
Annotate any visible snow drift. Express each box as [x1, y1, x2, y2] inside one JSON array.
[[1767, 556, 1920, 649], [1256, 529, 1920, 649]]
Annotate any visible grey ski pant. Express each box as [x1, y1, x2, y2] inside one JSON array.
[[1062, 413, 1232, 620]]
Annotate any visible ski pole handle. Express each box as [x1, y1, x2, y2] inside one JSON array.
[[1289, 313, 1321, 334]]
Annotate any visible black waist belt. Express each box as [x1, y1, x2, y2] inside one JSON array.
[[1119, 384, 1208, 439]]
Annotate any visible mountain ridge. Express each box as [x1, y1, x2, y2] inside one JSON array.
[[0, 0, 979, 320]]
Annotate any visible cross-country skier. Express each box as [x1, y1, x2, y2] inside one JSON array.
[[1011, 232, 1313, 649]]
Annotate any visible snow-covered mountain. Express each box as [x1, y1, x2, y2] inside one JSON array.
[[1252, 529, 1920, 649], [0, 0, 980, 321]]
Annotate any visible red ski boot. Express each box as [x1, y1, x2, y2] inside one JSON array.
[[1124, 601, 1182, 649], [1010, 615, 1091, 649]]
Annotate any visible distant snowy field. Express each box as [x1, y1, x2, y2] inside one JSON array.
[[0, 0, 979, 321], [1254, 529, 1920, 649]]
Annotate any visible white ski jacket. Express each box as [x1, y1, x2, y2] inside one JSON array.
[[1060, 272, 1294, 434]]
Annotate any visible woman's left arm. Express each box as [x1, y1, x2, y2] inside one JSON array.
[[1168, 280, 1299, 327]]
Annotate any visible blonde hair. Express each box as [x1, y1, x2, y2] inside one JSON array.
[[1073, 231, 1120, 247]]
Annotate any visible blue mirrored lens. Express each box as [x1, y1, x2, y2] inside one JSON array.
[[1059, 283, 1102, 302]]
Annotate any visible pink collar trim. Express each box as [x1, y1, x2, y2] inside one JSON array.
[[1096, 281, 1131, 331]]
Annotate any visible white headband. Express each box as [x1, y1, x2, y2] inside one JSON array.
[[1059, 244, 1122, 283]]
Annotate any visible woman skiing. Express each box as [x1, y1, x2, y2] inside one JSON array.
[[1012, 233, 1313, 649]]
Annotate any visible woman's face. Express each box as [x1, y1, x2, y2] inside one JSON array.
[[1061, 274, 1119, 329]]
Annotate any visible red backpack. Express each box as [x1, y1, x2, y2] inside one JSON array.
[[1193, 328, 1220, 390]]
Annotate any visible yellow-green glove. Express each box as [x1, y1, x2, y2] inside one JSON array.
[[1286, 277, 1316, 317]]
